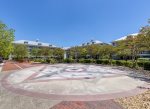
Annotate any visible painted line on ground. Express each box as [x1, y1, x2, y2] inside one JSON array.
[[14, 63, 23, 69]]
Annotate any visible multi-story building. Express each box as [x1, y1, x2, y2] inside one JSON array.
[[11, 39, 58, 59], [13, 39, 57, 52], [112, 33, 138, 46], [63, 40, 108, 59], [81, 40, 108, 46], [112, 33, 150, 59]]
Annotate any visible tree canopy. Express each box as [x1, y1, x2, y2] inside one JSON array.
[[0, 21, 15, 58], [13, 44, 28, 60]]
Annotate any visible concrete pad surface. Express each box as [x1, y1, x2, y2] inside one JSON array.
[[0, 64, 149, 109]]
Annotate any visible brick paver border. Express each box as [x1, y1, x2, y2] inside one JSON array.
[[50, 101, 124, 109]]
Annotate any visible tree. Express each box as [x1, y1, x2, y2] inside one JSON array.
[[115, 38, 132, 60], [0, 21, 15, 58], [53, 48, 64, 60], [79, 47, 87, 58], [30, 48, 41, 58], [139, 21, 150, 50], [98, 45, 116, 64], [68, 46, 83, 59], [115, 35, 145, 67], [40, 47, 52, 58], [85, 44, 100, 59], [13, 44, 28, 60]]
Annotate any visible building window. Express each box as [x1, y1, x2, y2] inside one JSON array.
[[38, 43, 42, 46], [82, 43, 85, 46], [24, 41, 28, 44], [92, 42, 95, 44]]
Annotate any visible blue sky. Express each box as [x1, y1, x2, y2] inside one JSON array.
[[0, 0, 150, 47]]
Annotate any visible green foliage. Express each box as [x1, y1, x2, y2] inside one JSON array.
[[115, 60, 133, 68], [112, 60, 116, 65], [96, 59, 103, 64], [32, 58, 57, 64], [53, 48, 64, 59], [79, 59, 95, 63], [78, 58, 85, 63], [139, 20, 150, 50], [30, 47, 64, 62], [115, 60, 125, 66], [124, 61, 133, 68], [64, 58, 75, 63], [96, 59, 110, 65], [67, 44, 116, 60], [53, 48, 64, 60], [85, 45, 100, 59], [31, 48, 41, 57], [40, 47, 52, 57], [102, 59, 110, 65], [137, 60, 150, 70], [137, 61, 144, 67], [143, 61, 150, 70], [99, 45, 116, 59], [46, 58, 57, 64], [33, 58, 45, 63], [115, 39, 132, 59], [13, 44, 28, 61], [0, 21, 15, 58], [138, 58, 150, 61], [63, 57, 149, 70], [68, 46, 88, 59]]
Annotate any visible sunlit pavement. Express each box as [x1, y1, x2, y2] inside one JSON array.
[[0, 63, 4, 72], [0, 61, 149, 109]]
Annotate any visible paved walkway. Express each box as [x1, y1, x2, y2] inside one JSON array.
[[50, 101, 123, 109], [0, 62, 149, 109], [2, 61, 41, 72], [0, 83, 123, 109], [0, 63, 4, 72]]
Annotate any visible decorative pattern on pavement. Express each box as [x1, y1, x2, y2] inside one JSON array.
[[1, 64, 149, 101]]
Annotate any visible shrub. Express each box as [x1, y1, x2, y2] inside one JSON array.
[[96, 59, 110, 65], [116, 60, 124, 66], [64, 58, 74, 63], [138, 58, 150, 61], [33, 58, 44, 63], [46, 58, 57, 64], [102, 59, 110, 65], [112, 60, 116, 65], [137, 61, 144, 67], [143, 61, 150, 70], [124, 61, 133, 68], [92, 59, 96, 63], [84, 59, 94, 63], [79, 59, 85, 63], [96, 59, 103, 64], [79, 59, 95, 63]]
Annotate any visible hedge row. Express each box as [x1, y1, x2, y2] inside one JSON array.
[[32, 58, 57, 64], [63, 58, 150, 70], [32, 58, 150, 70]]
